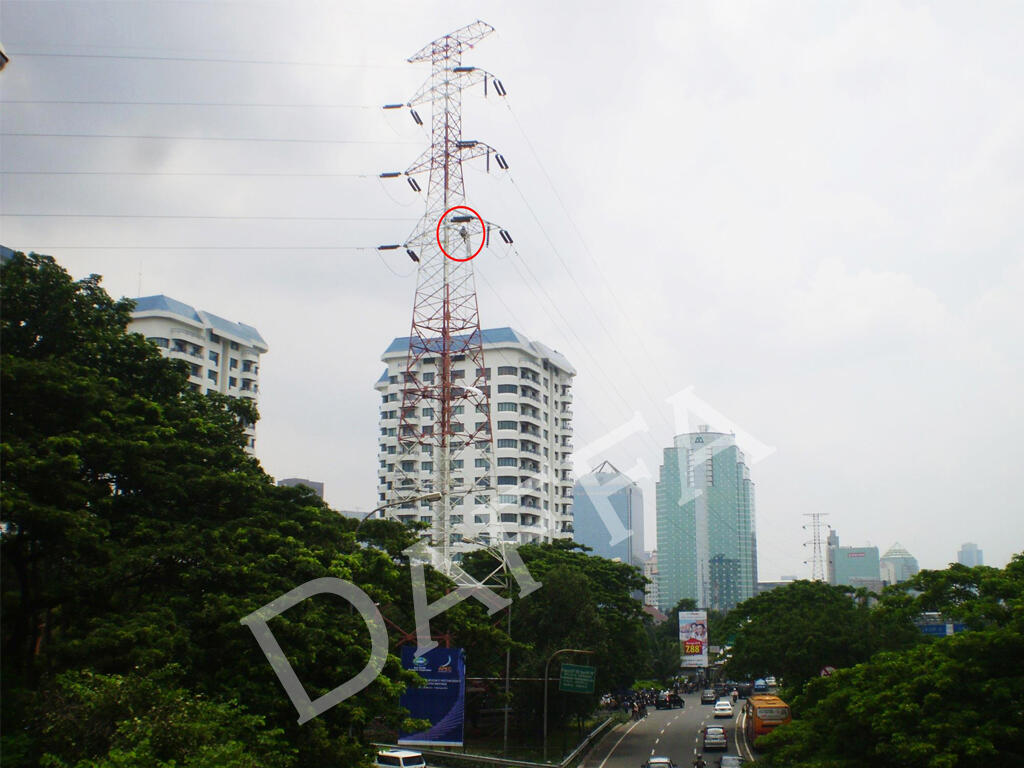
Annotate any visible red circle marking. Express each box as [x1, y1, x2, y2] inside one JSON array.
[[436, 205, 486, 262]]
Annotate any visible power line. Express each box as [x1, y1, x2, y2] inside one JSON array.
[[1, 99, 381, 108], [19, 246, 387, 252], [0, 170, 375, 177], [1, 213, 419, 221], [5, 50, 404, 69], [1, 131, 419, 145]]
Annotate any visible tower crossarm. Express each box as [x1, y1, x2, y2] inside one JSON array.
[[403, 140, 506, 177], [406, 19, 495, 64], [406, 67, 503, 107]]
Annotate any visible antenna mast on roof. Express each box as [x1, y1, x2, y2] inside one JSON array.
[[384, 20, 509, 572]]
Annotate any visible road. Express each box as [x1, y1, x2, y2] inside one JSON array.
[[583, 693, 754, 768]]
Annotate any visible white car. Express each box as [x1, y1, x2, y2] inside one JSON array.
[[713, 699, 735, 718], [374, 750, 427, 768]]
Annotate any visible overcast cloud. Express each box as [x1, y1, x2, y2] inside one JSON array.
[[2, 0, 1021, 579]]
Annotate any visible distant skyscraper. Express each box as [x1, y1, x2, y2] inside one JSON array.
[[643, 552, 659, 607], [826, 530, 883, 592], [129, 295, 267, 453], [277, 478, 325, 498], [880, 542, 920, 585], [655, 427, 757, 613], [957, 542, 984, 567], [571, 461, 644, 567]]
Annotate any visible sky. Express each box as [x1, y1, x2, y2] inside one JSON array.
[[2, 0, 1021, 580]]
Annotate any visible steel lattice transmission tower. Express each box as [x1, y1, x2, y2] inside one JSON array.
[[803, 512, 830, 581], [383, 20, 510, 570]]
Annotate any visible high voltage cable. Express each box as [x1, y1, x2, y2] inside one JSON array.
[[6, 50, 404, 69], [1, 100, 381, 108], [2, 213, 418, 221], [1, 171, 375, 177], [1, 132, 419, 145], [22, 245, 383, 251], [502, 99, 687, 404]]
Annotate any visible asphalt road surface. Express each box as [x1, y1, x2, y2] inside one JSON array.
[[583, 693, 754, 768]]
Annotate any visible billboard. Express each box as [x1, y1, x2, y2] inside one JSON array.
[[679, 610, 709, 668], [398, 647, 466, 747]]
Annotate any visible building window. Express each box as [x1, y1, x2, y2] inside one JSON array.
[[230, 342, 240, 350], [474, 514, 490, 525], [474, 495, 488, 505], [451, 515, 463, 524], [498, 366, 517, 375], [422, 461, 433, 471], [389, 375, 398, 384], [451, 369, 465, 380], [497, 402, 518, 412], [189, 364, 201, 377], [147, 337, 170, 348], [422, 372, 435, 383], [497, 457, 518, 467], [452, 423, 464, 433], [476, 367, 491, 378], [388, 445, 397, 454], [242, 360, 253, 373], [420, 515, 432, 523], [497, 420, 517, 430], [401, 460, 415, 471], [229, 376, 237, 388], [497, 439, 518, 449], [497, 476, 517, 486], [422, 407, 434, 417], [421, 445, 433, 455], [497, 384, 518, 394], [452, 405, 465, 415], [499, 494, 518, 504], [207, 370, 218, 383], [451, 459, 464, 469], [475, 458, 490, 468], [208, 350, 219, 363], [422, 425, 434, 435], [476, 404, 489, 414]]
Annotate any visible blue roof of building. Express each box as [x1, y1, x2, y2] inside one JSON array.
[[383, 326, 574, 374], [132, 294, 267, 350], [133, 294, 203, 323]]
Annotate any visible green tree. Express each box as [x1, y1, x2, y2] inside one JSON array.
[[462, 540, 648, 735], [723, 580, 877, 691], [756, 555, 1024, 768], [0, 254, 463, 767]]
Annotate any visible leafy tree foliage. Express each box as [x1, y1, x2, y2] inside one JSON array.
[[462, 540, 648, 730], [756, 555, 1024, 768], [1, 254, 498, 767], [722, 580, 880, 691]]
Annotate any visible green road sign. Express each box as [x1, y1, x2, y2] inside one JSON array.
[[559, 663, 596, 693]]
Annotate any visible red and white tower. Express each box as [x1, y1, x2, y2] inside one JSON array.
[[383, 21, 509, 569]]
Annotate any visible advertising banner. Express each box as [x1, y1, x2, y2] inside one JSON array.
[[679, 610, 709, 668], [398, 647, 466, 747]]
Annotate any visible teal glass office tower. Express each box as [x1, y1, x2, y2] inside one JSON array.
[[656, 428, 757, 613]]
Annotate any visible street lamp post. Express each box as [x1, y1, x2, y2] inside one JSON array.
[[543, 648, 595, 763]]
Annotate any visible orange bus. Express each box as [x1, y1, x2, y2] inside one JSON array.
[[744, 694, 792, 742]]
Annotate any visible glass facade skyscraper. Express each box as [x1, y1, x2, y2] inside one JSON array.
[[655, 428, 757, 613], [571, 460, 645, 567]]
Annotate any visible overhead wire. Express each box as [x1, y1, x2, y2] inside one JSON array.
[[0, 170, 376, 177], [501, 97, 687, 404], [1, 131, 419, 145], [5, 50, 406, 69], [1, 213, 417, 221]]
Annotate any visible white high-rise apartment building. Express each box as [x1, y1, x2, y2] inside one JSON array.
[[375, 327, 575, 548], [129, 295, 268, 452]]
